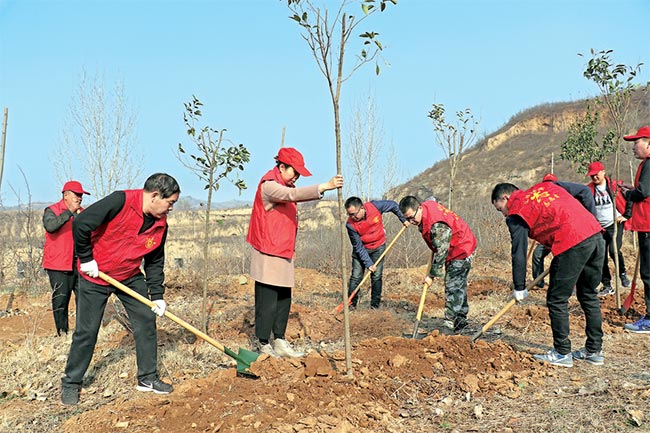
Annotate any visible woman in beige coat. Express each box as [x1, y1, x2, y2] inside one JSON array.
[[246, 147, 343, 357]]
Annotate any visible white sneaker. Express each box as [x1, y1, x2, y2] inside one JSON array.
[[259, 343, 278, 357], [273, 338, 305, 358]]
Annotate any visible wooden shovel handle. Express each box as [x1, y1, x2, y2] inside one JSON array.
[[98, 271, 226, 353], [333, 225, 408, 313]]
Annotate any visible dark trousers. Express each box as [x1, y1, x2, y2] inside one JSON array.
[[348, 244, 386, 308], [547, 234, 605, 355], [601, 222, 627, 285], [47, 269, 78, 336], [532, 244, 551, 287], [62, 274, 158, 389], [255, 281, 291, 341], [638, 232, 650, 316]]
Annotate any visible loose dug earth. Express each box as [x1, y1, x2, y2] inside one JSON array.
[[2, 259, 650, 433]]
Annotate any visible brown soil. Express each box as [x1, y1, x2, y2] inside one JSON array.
[[1, 259, 649, 433]]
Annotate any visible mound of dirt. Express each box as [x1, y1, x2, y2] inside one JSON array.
[[58, 333, 550, 433]]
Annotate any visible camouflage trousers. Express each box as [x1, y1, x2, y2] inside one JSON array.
[[444, 254, 473, 325]]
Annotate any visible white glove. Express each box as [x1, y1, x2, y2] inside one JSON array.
[[151, 299, 167, 317], [80, 260, 99, 278], [513, 289, 529, 302]]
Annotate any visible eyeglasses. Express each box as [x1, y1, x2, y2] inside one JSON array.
[[347, 207, 363, 218], [405, 207, 420, 222]]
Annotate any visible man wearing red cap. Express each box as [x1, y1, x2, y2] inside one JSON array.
[[621, 126, 650, 333], [42, 181, 90, 336], [586, 161, 633, 296], [247, 148, 343, 357]]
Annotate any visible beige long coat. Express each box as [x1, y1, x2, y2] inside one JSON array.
[[249, 180, 321, 288]]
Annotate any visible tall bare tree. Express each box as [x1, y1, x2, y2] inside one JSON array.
[[54, 69, 142, 197], [287, 0, 395, 377], [427, 103, 479, 210], [345, 93, 383, 200]]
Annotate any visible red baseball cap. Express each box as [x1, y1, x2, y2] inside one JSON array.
[[587, 161, 605, 176], [62, 180, 90, 195], [624, 126, 650, 141], [542, 173, 557, 182], [276, 147, 312, 177]]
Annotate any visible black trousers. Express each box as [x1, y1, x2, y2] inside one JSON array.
[[547, 234, 605, 355], [601, 222, 627, 285], [348, 244, 386, 308], [62, 274, 158, 389], [532, 244, 551, 286], [638, 232, 650, 316], [47, 269, 78, 336], [255, 281, 291, 341]]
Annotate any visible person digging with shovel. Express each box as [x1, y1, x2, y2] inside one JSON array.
[[399, 195, 476, 333], [60, 173, 180, 405], [491, 181, 605, 367], [247, 147, 343, 358], [345, 196, 409, 310]]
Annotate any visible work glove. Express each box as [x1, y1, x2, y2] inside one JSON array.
[[151, 299, 167, 317], [513, 288, 529, 302], [80, 260, 99, 278]]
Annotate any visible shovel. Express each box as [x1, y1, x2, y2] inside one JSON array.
[[332, 225, 407, 314], [98, 271, 259, 378], [621, 250, 641, 315], [404, 252, 435, 339], [470, 268, 550, 342]]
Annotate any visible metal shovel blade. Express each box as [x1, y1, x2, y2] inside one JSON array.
[[225, 346, 260, 379]]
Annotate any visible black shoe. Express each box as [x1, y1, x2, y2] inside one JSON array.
[[620, 273, 631, 288], [61, 386, 80, 405], [598, 285, 614, 297], [136, 378, 173, 394], [454, 319, 469, 333]]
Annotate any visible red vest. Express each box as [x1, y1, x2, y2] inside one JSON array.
[[420, 201, 476, 262], [79, 189, 168, 284], [42, 199, 80, 271], [246, 168, 298, 259], [508, 182, 602, 256], [628, 158, 650, 232], [347, 202, 386, 250]]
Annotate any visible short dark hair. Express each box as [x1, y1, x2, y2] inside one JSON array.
[[144, 173, 181, 199], [491, 183, 519, 202], [344, 196, 363, 209], [399, 195, 420, 214]]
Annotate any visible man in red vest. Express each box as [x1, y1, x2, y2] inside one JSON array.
[[399, 195, 477, 333], [43, 181, 90, 336], [621, 126, 650, 333], [344, 196, 409, 309], [491, 181, 605, 367], [61, 173, 180, 405], [586, 161, 633, 296]]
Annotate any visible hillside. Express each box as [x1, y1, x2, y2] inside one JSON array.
[[388, 86, 650, 206]]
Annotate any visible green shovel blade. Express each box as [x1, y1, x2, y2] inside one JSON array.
[[224, 346, 260, 379]]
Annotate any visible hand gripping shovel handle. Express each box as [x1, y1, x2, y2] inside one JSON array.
[[621, 250, 641, 314], [333, 225, 408, 314], [98, 272, 259, 377], [471, 267, 551, 342]]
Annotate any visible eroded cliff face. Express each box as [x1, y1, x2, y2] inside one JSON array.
[[484, 108, 586, 151]]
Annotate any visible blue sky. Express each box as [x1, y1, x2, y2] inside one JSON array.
[[1, 0, 649, 206]]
